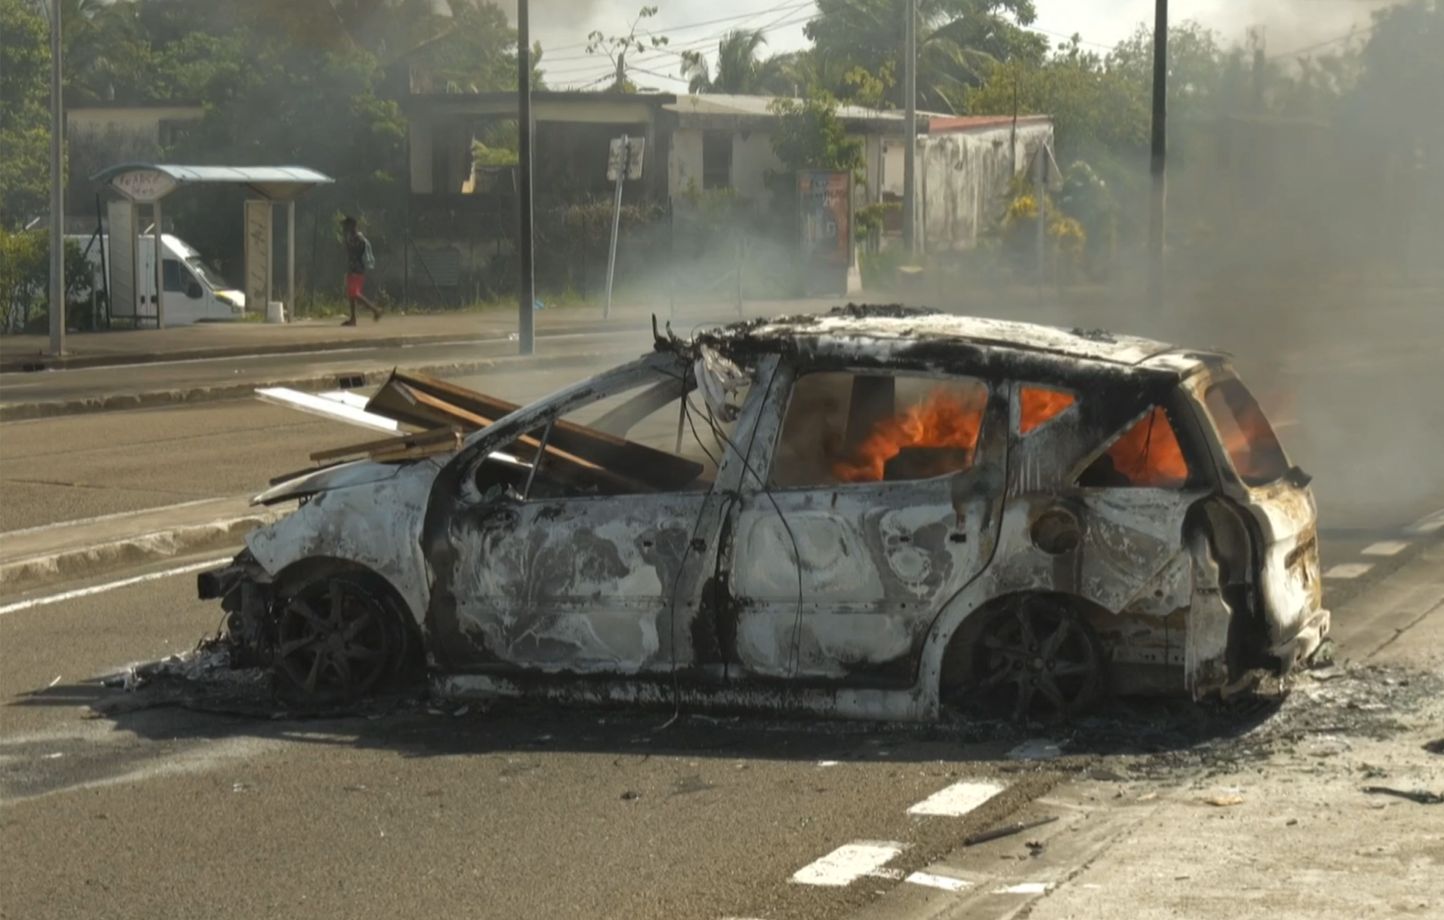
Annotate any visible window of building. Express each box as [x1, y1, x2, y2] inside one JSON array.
[[702, 131, 733, 189], [1077, 406, 1191, 489], [771, 371, 990, 487]]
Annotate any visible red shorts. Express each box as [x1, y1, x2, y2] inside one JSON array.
[[345, 273, 366, 299]]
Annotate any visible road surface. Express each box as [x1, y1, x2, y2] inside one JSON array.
[[2, 292, 1442, 919]]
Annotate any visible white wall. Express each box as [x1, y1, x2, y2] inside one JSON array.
[[669, 127, 705, 198], [731, 131, 782, 200], [915, 122, 1054, 252]]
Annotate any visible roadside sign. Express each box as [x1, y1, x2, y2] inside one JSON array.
[[607, 137, 646, 181]]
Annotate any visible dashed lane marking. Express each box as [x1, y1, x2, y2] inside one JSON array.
[[1324, 563, 1373, 580], [0, 556, 231, 616], [906, 780, 1005, 817], [906, 871, 973, 892], [1362, 541, 1410, 557], [1406, 509, 1444, 535], [993, 882, 1053, 895], [791, 841, 907, 887]]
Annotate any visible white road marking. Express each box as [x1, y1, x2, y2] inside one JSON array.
[[0, 498, 223, 538], [993, 882, 1052, 895], [1362, 541, 1409, 557], [0, 557, 231, 616], [791, 841, 906, 887], [906, 871, 972, 892], [907, 780, 1005, 817], [1406, 509, 1444, 535], [1324, 563, 1373, 580]]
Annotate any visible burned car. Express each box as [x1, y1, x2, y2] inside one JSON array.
[[199, 306, 1329, 720]]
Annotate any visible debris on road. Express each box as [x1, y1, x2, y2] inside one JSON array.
[[1205, 794, 1246, 807], [964, 814, 1059, 846], [1361, 786, 1444, 805]]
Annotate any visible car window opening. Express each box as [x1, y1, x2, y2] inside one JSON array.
[[1019, 385, 1077, 435], [1204, 378, 1290, 487], [772, 372, 989, 487], [1078, 405, 1190, 489], [475, 370, 751, 500]]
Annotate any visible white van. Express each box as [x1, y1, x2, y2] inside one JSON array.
[[70, 233, 247, 327]]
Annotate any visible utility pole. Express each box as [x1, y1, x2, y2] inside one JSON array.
[[1147, 0, 1168, 309], [516, 0, 536, 355], [902, 0, 918, 256], [48, 0, 65, 355]]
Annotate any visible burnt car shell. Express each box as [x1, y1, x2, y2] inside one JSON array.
[[200, 305, 1329, 719]]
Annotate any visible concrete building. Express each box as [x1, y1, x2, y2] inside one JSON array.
[[398, 91, 1053, 299]]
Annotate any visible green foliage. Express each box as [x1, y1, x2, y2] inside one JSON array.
[[805, 0, 1046, 111], [768, 91, 865, 174], [965, 40, 1148, 164], [1, 228, 94, 333], [0, 0, 52, 229], [680, 29, 795, 95]]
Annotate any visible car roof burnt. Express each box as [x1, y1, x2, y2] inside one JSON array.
[[699, 305, 1207, 381]]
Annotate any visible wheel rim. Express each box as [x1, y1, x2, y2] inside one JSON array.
[[975, 598, 1102, 721], [275, 579, 391, 699]]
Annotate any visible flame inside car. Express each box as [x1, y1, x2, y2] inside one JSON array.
[[833, 385, 987, 482]]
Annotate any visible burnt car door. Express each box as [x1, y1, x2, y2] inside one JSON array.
[[997, 377, 1213, 687], [716, 363, 1009, 685], [424, 353, 754, 677]]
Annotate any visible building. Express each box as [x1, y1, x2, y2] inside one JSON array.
[[399, 91, 1053, 299]]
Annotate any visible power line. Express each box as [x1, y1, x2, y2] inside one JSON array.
[[543, 9, 815, 80], [540, 0, 814, 56], [1268, 23, 1377, 59]]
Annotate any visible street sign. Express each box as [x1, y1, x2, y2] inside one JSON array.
[[607, 137, 646, 182]]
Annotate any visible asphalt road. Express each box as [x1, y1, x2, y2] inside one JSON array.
[[2, 290, 1443, 920], [1, 539, 1438, 920]]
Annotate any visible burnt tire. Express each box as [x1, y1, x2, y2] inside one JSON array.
[[272, 574, 417, 703], [972, 595, 1106, 722]]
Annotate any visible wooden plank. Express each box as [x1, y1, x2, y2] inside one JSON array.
[[389, 370, 703, 489], [309, 427, 461, 464]]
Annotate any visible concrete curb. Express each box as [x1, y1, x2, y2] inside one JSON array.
[[0, 348, 636, 421], [0, 317, 641, 374], [0, 509, 284, 595]]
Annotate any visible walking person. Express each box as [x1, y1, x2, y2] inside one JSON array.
[[341, 216, 381, 325]]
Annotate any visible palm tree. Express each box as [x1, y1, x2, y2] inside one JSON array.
[[680, 28, 793, 95]]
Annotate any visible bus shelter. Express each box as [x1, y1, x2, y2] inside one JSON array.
[[91, 164, 333, 326]]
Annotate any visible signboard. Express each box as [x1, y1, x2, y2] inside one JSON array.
[[244, 199, 272, 314], [106, 199, 139, 319], [110, 168, 177, 203], [607, 136, 646, 181], [799, 171, 852, 295]]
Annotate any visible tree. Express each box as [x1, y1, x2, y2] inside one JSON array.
[[586, 5, 670, 93], [769, 90, 865, 173], [680, 28, 793, 95], [805, 0, 1046, 111], [965, 38, 1149, 165], [0, 0, 52, 228]]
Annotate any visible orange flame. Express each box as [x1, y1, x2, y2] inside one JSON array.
[[1103, 407, 1189, 487], [1019, 387, 1076, 434], [833, 386, 986, 482]]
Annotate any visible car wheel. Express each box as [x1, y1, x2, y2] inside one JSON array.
[[973, 595, 1105, 721], [273, 576, 400, 702]]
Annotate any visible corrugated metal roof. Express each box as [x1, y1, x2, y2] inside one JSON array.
[[927, 114, 1052, 134], [664, 94, 909, 125]]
